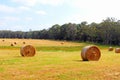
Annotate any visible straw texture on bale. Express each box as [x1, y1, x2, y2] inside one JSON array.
[[108, 47, 113, 51], [115, 48, 120, 53], [20, 45, 36, 57], [81, 45, 101, 61]]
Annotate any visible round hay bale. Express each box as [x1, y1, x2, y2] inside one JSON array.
[[14, 42, 17, 45], [115, 48, 120, 53], [61, 42, 64, 45], [2, 40, 5, 42], [81, 45, 101, 61], [11, 44, 14, 46], [20, 45, 36, 57], [108, 47, 113, 51], [23, 42, 26, 44]]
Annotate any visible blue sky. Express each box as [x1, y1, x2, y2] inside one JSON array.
[[0, 0, 120, 31]]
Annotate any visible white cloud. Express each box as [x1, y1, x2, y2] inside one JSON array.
[[0, 4, 16, 13], [0, 22, 7, 26], [64, 0, 120, 23], [64, 12, 108, 24], [18, 6, 30, 11], [36, 10, 47, 15], [24, 17, 33, 21], [37, 0, 64, 6], [0, 4, 31, 13], [3, 25, 24, 31], [3, 16, 20, 21], [65, 0, 119, 9], [12, 0, 65, 6], [12, 0, 37, 6], [66, 15, 83, 23]]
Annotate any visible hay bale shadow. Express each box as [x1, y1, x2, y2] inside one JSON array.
[[73, 60, 89, 62]]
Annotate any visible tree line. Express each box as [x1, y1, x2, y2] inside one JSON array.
[[0, 17, 120, 45]]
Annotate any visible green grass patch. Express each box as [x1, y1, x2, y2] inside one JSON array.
[[0, 67, 4, 72], [57, 71, 95, 80], [0, 46, 20, 50], [0, 58, 22, 65], [36, 46, 83, 52]]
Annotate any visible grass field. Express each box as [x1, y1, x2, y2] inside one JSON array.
[[0, 38, 120, 80]]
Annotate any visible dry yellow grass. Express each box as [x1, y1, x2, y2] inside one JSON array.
[[0, 38, 83, 47], [0, 38, 120, 80]]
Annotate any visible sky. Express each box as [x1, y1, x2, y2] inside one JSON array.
[[0, 0, 120, 31]]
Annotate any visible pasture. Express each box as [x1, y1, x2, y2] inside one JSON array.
[[0, 39, 120, 80]]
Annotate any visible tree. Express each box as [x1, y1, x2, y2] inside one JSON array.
[[59, 23, 77, 40], [97, 18, 117, 44], [49, 24, 61, 39]]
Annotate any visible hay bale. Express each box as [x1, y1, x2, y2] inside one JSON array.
[[20, 45, 36, 57], [115, 48, 120, 53], [11, 44, 14, 46], [61, 42, 64, 45], [108, 47, 113, 51], [2, 40, 5, 42], [81, 45, 101, 61], [23, 42, 26, 44], [14, 42, 17, 45]]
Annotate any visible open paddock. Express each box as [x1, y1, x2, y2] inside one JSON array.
[[0, 39, 120, 80]]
